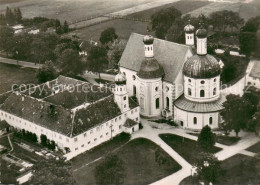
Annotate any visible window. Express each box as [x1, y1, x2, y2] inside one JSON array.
[[165, 86, 169, 92], [74, 137, 77, 142], [75, 148, 78, 151], [200, 90, 205, 97], [209, 117, 213, 125], [84, 133, 87, 137], [188, 79, 191, 83], [133, 85, 137, 96], [119, 125, 122, 129], [81, 144, 84, 147], [88, 141, 91, 144], [124, 96, 126, 100], [123, 72, 126, 76], [124, 104, 126, 108], [106, 132, 109, 135], [214, 78, 216, 82], [94, 138, 97, 141], [213, 88, 216, 96], [119, 116, 121, 120], [193, 117, 197, 125], [188, 88, 192, 96], [201, 80, 205, 84], [100, 135, 103, 138], [166, 97, 170, 108], [90, 130, 93, 134], [132, 75, 136, 80], [155, 87, 159, 92], [131, 110, 133, 114], [156, 98, 160, 109]]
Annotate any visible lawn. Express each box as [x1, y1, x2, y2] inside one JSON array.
[[181, 154, 260, 185], [160, 134, 221, 164], [0, 135, 11, 151], [73, 138, 181, 185], [0, 63, 38, 94], [188, 132, 240, 146], [0, 159, 20, 184], [246, 141, 260, 153]]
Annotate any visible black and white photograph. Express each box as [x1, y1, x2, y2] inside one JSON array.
[[0, 0, 260, 184]]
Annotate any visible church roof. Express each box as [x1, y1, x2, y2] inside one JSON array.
[[119, 33, 192, 83], [183, 54, 221, 78], [174, 94, 225, 113], [137, 57, 165, 79]]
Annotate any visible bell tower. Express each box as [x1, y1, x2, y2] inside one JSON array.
[[114, 72, 129, 113]]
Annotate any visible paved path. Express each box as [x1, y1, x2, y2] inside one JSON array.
[[132, 119, 260, 185], [0, 56, 42, 69], [7, 134, 14, 152]]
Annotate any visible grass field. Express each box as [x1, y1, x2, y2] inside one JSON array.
[[181, 154, 260, 185], [0, 63, 38, 94], [246, 141, 260, 153], [73, 138, 181, 185], [160, 134, 222, 164], [0, 0, 157, 22]]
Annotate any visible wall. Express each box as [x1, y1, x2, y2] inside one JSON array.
[[174, 107, 220, 130]]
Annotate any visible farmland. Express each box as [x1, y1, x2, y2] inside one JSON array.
[[0, 0, 158, 22]]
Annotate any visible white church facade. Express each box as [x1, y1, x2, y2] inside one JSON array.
[[119, 23, 225, 130]]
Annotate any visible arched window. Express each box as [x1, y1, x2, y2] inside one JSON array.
[[214, 78, 216, 82], [148, 47, 150, 51], [155, 87, 159, 92], [132, 75, 136, 80], [166, 97, 170, 108], [151, 47, 153, 51], [193, 117, 197, 124], [188, 88, 192, 96], [200, 90, 205, 97], [133, 85, 136, 96], [188, 79, 191, 83], [213, 88, 216, 96], [156, 98, 160, 109], [209, 117, 213, 125]]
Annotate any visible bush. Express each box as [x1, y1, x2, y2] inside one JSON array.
[[198, 125, 216, 150]]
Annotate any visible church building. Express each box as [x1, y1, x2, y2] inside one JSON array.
[[119, 23, 225, 130]]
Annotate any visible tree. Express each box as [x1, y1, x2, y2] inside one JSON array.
[[100, 27, 118, 45], [0, 26, 14, 55], [221, 94, 254, 137], [95, 155, 126, 185], [57, 49, 85, 76], [151, 7, 182, 39], [63, 20, 69, 33], [14, 8, 22, 23], [12, 33, 33, 60], [242, 16, 260, 33], [29, 159, 75, 185], [220, 59, 236, 83], [40, 134, 47, 146], [107, 40, 126, 69], [239, 31, 257, 57], [5, 7, 15, 25], [87, 46, 108, 79], [37, 60, 57, 83], [194, 152, 223, 184], [198, 125, 215, 150]]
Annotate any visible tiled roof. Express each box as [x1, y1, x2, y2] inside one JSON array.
[[129, 97, 139, 110], [1, 93, 74, 136], [0, 91, 12, 105], [249, 61, 260, 79], [124, 119, 138, 128], [119, 33, 192, 83], [72, 96, 121, 136], [174, 94, 225, 113], [43, 84, 112, 109]]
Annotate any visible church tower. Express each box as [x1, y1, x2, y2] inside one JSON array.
[[184, 21, 195, 46], [114, 72, 129, 113], [196, 24, 208, 55]]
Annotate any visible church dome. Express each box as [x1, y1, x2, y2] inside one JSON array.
[[196, 28, 207, 38], [137, 57, 164, 79], [115, 72, 126, 84], [143, 35, 154, 45], [184, 24, 195, 33], [183, 54, 220, 78]]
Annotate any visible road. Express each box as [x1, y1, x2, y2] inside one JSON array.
[[0, 57, 42, 69]]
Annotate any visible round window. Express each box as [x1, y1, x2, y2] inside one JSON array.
[[201, 80, 205, 84]]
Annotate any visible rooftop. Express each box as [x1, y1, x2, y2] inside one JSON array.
[[174, 94, 225, 113], [124, 119, 138, 128], [0, 120, 9, 130], [119, 33, 192, 83]]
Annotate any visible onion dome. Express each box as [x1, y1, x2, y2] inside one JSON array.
[[137, 57, 164, 79], [115, 72, 126, 85], [196, 27, 207, 38], [183, 54, 220, 78], [143, 35, 154, 45], [184, 24, 195, 33]]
